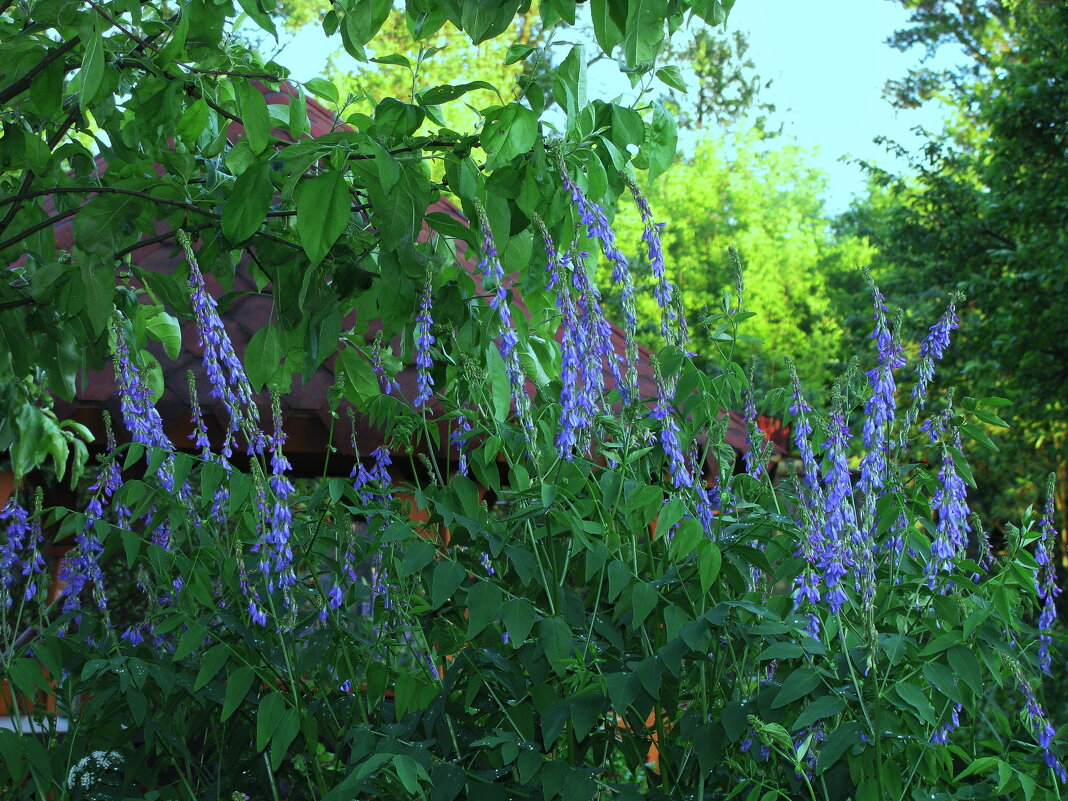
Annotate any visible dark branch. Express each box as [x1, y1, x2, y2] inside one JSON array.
[[0, 36, 80, 106]]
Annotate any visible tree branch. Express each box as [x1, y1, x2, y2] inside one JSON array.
[[0, 208, 77, 252], [0, 36, 80, 106]]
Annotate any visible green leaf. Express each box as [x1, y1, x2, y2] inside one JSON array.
[[502, 598, 536, 644], [947, 645, 984, 698], [236, 0, 278, 37], [645, 102, 677, 182], [815, 722, 863, 774], [222, 666, 256, 721], [245, 325, 285, 391], [792, 695, 845, 731], [79, 30, 105, 109], [223, 162, 273, 243], [630, 582, 658, 628], [432, 559, 467, 608], [467, 581, 502, 636], [921, 662, 963, 705], [590, 0, 626, 55], [655, 65, 687, 92], [296, 169, 350, 265], [624, 0, 666, 65], [698, 541, 721, 592], [345, 0, 391, 47], [772, 667, 821, 708], [418, 81, 498, 106], [235, 80, 271, 154], [894, 680, 935, 725], [553, 46, 587, 120], [505, 43, 537, 64], [257, 692, 286, 752], [193, 645, 229, 691], [143, 307, 182, 360], [304, 78, 339, 105], [270, 709, 300, 770], [539, 617, 573, 673], [481, 103, 539, 170], [960, 423, 999, 451]]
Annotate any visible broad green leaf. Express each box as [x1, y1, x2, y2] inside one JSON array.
[[624, 0, 666, 66], [193, 645, 229, 691], [947, 645, 984, 698], [630, 582, 657, 628], [345, 0, 391, 47], [467, 581, 502, 636], [222, 666, 256, 721], [815, 722, 863, 774], [257, 692, 286, 752], [539, 617, 573, 673], [590, 0, 626, 55], [295, 169, 350, 265], [235, 80, 271, 154], [431, 559, 467, 608], [418, 81, 498, 106], [481, 103, 538, 170], [79, 30, 105, 109], [222, 161, 273, 244], [772, 667, 821, 707], [792, 695, 845, 731], [270, 709, 300, 770], [655, 65, 687, 92], [304, 78, 339, 105], [245, 325, 285, 391], [645, 102, 677, 182], [502, 598, 536, 644], [698, 540, 721, 592], [894, 681, 935, 725]]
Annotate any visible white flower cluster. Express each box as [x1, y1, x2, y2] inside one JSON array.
[[66, 750, 123, 790]]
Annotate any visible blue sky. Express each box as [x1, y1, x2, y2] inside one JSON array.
[[271, 1, 959, 215]]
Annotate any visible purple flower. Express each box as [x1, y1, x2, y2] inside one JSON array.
[[352, 446, 392, 506], [1011, 661, 1067, 782], [860, 280, 905, 496], [178, 230, 260, 456], [475, 202, 536, 445], [931, 703, 962, 745], [626, 176, 681, 345], [741, 367, 764, 479], [912, 294, 961, 406], [451, 413, 473, 476], [113, 317, 175, 491], [540, 222, 592, 458], [1036, 475, 1061, 674], [414, 275, 435, 408], [650, 371, 693, 489], [926, 442, 971, 587], [370, 333, 399, 395], [560, 167, 636, 402], [820, 405, 858, 614], [0, 496, 30, 608], [256, 400, 296, 602]]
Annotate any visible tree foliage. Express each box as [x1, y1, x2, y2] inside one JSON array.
[[844, 0, 1068, 522]]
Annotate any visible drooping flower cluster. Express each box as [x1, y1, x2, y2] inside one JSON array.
[[178, 230, 261, 457], [451, 412, 473, 477], [113, 317, 175, 492], [370, 332, 399, 395], [0, 496, 31, 608], [911, 294, 962, 410], [930, 703, 962, 745], [1011, 660, 1067, 783], [1035, 474, 1061, 674], [254, 399, 296, 604], [625, 174, 685, 347], [649, 361, 693, 490], [819, 401, 859, 614], [559, 166, 638, 402], [413, 274, 435, 408], [474, 202, 536, 446], [926, 439, 971, 588], [352, 446, 392, 506]]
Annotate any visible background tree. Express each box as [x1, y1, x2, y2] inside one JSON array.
[[612, 132, 873, 395], [842, 0, 1068, 527]]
